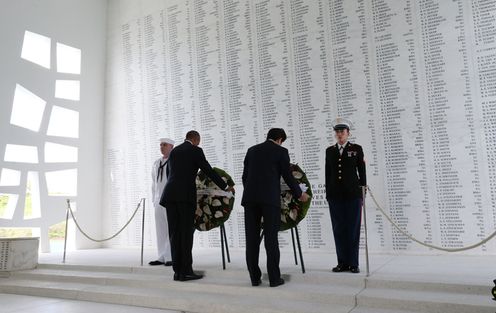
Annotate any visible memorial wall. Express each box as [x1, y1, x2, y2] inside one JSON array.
[[103, 0, 496, 254]]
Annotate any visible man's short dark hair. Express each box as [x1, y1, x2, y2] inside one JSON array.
[[186, 130, 200, 141], [267, 128, 287, 142]]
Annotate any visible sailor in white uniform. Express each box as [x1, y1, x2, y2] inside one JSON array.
[[149, 137, 175, 266]]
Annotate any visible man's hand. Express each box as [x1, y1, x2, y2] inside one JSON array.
[[298, 192, 310, 202], [226, 186, 235, 195]]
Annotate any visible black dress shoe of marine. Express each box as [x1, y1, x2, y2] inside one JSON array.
[[269, 278, 285, 287], [173, 273, 180, 281], [164, 261, 173, 267], [179, 272, 204, 281], [251, 279, 262, 286], [349, 266, 360, 274], [149, 260, 165, 266], [332, 264, 349, 272]]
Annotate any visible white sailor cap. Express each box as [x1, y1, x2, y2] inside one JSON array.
[[159, 138, 175, 145], [332, 117, 352, 131]]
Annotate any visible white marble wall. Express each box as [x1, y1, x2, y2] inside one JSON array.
[[0, 238, 39, 271]]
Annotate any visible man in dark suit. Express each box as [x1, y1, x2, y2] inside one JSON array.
[[242, 128, 310, 287], [160, 130, 235, 281], [325, 118, 366, 274]]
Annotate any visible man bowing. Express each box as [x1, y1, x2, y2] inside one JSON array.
[[242, 128, 309, 287], [160, 130, 235, 281], [149, 138, 174, 266]]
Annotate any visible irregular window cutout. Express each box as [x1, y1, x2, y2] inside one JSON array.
[[55, 80, 80, 101], [44, 142, 78, 163], [46, 106, 79, 138], [24, 171, 41, 219], [0, 168, 21, 186], [4, 144, 39, 163], [10, 84, 46, 132], [21, 31, 50, 69], [45, 169, 77, 196], [56, 43, 81, 74], [0, 194, 19, 219]]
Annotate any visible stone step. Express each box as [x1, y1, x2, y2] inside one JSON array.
[[37, 263, 366, 287], [7, 268, 361, 307], [0, 278, 353, 313], [357, 287, 495, 313], [366, 275, 490, 295], [2, 265, 494, 313], [350, 308, 429, 313]]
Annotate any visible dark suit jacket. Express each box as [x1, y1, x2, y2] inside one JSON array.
[[160, 141, 228, 205], [241, 140, 302, 207], [325, 142, 366, 200]]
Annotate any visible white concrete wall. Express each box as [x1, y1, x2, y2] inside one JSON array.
[[0, 0, 107, 251]]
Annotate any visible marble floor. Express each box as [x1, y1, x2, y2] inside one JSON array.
[[2, 248, 495, 312], [1, 293, 179, 313]]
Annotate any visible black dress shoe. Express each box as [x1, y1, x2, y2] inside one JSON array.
[[179, 273, 204, 281], [164, 261, 173, 267], [332, 264, 349, 272], [251, 279, 262, 286], [173, 273, 179, 281], [269, 278, 285, 287], [149, 260, 165, 266], [349, 266, 360, 274]]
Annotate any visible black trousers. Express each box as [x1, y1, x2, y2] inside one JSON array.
[[165, 201, 195, 275], [244, 204, 281, 284], [328, 197, 362, 267]]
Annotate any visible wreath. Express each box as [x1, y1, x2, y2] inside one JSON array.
[[279, 163, 312, 231], [195, 167, 235, 231]]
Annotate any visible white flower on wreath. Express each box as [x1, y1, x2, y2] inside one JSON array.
[[289, 209, 298, 221], [282, 193, 292, 204], [212, 199, 222, 207], [203, 205, 212, 215], [281, 214, 287, 223], [215, 211, 223, 218], [292, 171, 303, 179], [199, 223, 206, 231], [223, 197, 230, 205], [195, 207, 203, 216]]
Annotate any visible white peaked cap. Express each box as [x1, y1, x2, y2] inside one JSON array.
[[159, 138, 175, 145], [332, 117, 353, 130]]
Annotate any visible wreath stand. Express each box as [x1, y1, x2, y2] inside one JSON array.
[[260, 225, 305, 274], [219, 223, 231, 270]]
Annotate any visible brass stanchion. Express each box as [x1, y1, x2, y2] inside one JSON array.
[[62, 199, 70, 263], [140, 198, 146, 266]]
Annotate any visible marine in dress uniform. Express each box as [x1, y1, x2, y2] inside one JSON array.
[[325, 118, 366, 273], [159, 131, 235, 282], [149, 138, 175, 266]]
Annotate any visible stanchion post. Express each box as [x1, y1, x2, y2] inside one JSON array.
[[140, 198, 145, 267], [62, 199, 70, 263], [362, 186, 370, 277]]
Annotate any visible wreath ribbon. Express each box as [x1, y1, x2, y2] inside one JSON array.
[[197, 189, 234, 198]]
